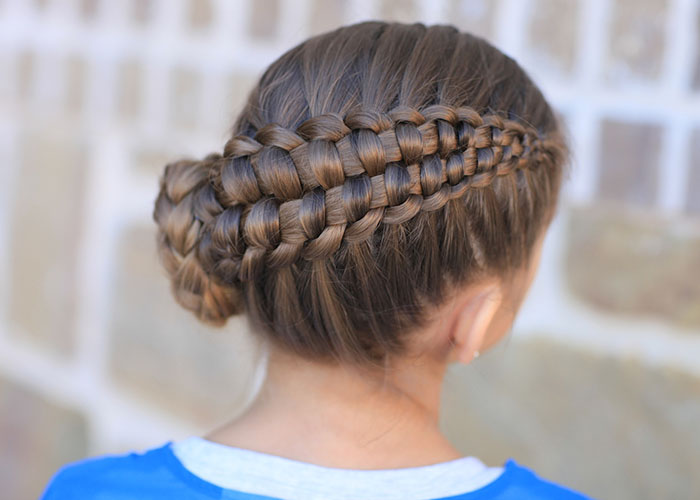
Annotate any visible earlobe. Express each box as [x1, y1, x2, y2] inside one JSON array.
[[452, 284, 503, 365]]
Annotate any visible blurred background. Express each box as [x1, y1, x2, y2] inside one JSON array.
[[0, 0, 698, 499]]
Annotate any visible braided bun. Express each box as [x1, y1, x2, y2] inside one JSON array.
[[153, 22, 570, 366], [153, 154, 244, 323]]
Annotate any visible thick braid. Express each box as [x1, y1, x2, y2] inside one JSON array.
[[200, 104, 558, 284], [153, 103, 563, 325]]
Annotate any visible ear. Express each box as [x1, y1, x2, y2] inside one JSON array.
[[450, 283, 503, 364]]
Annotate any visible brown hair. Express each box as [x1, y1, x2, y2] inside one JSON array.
[[153, 21, 570, 367]]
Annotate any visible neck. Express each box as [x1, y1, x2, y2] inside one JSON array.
[[204, 342, 464, 469]]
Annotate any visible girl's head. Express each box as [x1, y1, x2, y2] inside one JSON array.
[[153, 21, 570, 371]]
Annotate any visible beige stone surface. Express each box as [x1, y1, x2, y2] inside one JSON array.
[[129, 0, 154, 27], [0, 375, 88, 500], [309, 0, 347, 36], [116, 58, 143, 121], [606, 0, 667, 83], [440, 336, 700, 500], [64, 54, 87, 116], [686, 129, 700, 214], [79, 0, 99, 21], [528, 0, 579, 76], [16, 49, 35, 103], [597, 119, 661, 207], [169, 66, 201, 130], [380, 0, 418, 24], [248, 0, 280, 40], [8, 129, 87, 356], [131, 146, 175, 177], [107, 225, 264, 428], [187, 0, 213, 32], [565, 203, 700, 329]]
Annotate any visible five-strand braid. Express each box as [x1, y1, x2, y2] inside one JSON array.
[[154, 103, 560, 316]]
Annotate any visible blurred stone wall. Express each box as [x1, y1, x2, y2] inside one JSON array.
[[0, 1, 698, 499]]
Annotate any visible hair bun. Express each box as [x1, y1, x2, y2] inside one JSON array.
[[153, 155, 244, 325]]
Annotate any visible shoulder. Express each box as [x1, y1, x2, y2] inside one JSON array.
[[39, 441, 189, 500], [481, 458, 596, 500]]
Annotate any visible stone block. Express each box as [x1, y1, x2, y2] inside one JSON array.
[[597, 119, 662, 207], [16, 49, 35, 103], [0, 49, 11, 105], [33, 0, 49, 12], [380, 0, 418, 24], [107, 225, 264, 428], [64, 53, 87, 115], [440, 336, 700, 500], [79, 0, 99, 21], [129, 0, 154, 26], [0, 375, 88, 500], [8, 130, 87, 356], [187, 0, 213, 32], [309, 0, 346, 36], [169, 66, 200, 130], [565, 203, 700, 329], [131, 145, 174, 176], [116, 58, 143, 121], [223, 72, 258, 116], [686, 128, 700, 214], [605, 0, 667, 83], [528, 0, 579, 76], [248, 0, 280, 40]]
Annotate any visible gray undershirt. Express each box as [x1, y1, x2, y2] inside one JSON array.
[[171, 436, 504, 500]]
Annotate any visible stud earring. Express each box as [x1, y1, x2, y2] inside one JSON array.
[[473, 350, 480, 359]]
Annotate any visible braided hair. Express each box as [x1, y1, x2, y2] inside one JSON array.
[[153, 21, 571, 367]]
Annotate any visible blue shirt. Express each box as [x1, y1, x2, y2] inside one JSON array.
[[39, 439, 595, 499]]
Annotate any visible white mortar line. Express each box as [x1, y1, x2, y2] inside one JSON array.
[[136, 0, 185, 135], [213, 0, 245, 45], [346, 0, 380, 24], [72, 132, 128, 450], [0, 331, 87, 410], [516, 300, 700, 377], [657, 0, 697, 213], [564, 105, 601, 204], [659, 122, 692, 212], [200, 0, 253, 136], [662, 0, 698, 94], [418, 0, 447, 24], [280, 0, 311, 46], [493, 0, 530, 60], [0, 123, 19, 336], [565, 0, 611, 202], [120, 173, 167, 225], [542, 84, 700, 120]]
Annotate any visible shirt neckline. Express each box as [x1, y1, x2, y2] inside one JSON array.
[[156, 437, 520, 500]]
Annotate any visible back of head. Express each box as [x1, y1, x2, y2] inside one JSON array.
[[153, 21, 570, 368]]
